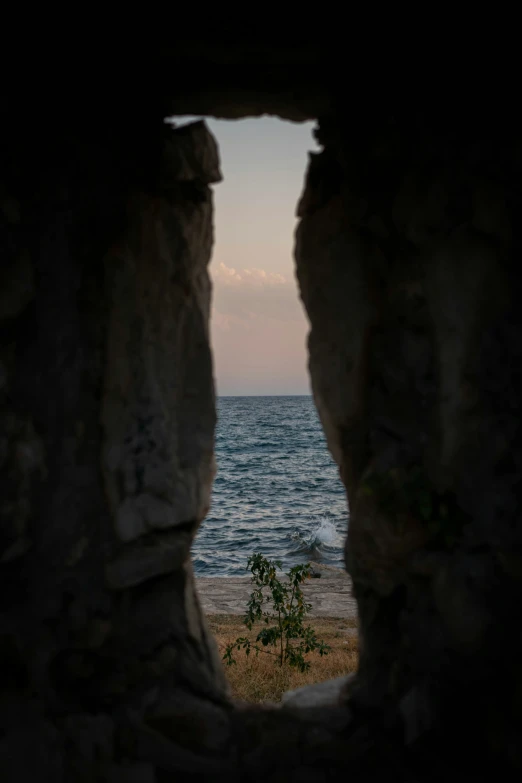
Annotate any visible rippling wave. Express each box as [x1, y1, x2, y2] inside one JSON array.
[[191, 396, 349, 576], [288, 517, 344, 560]]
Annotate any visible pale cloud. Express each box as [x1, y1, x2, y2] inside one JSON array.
[[211, 260, 305, 326], [213, 262, 287, 287], [188, 115, 318, 395], [212, 310, 255, 333], [209, 260, 310, 395]]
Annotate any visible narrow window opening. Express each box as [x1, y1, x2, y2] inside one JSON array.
[[166, 115, 356, 703]]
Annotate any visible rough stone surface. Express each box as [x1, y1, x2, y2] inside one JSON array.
[[296, 114, 522, 776], [3, 44, 522, 781], [102, 121, 220, 548], [1, 118, 230, 781], [105, 531, 192, 590], [281, 675, 354, 709]]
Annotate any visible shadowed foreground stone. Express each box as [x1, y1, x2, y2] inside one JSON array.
[[282, 675, 354, 709], [296, 112, 522, 777], [0, 118, 232, 781], [2, 41, 522, 781]]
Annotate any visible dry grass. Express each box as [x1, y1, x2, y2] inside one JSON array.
[[207, 614, 358, 704]]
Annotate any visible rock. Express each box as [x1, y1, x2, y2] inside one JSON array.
[[63, 713, 114, 763], [163, 120, 222, 184], [116, 497, 147, 542], [3, 41, 522, 781], [282, 675, 354, 709], [308, 561, 347, 579], [101, 122, 217, 549], [129, 712, 232, 776], [0, 535, 32, 562], [103, 763, 156, 783], [105, 532, 191, 590], [0, 251, 34, 320], [0, 722, 64, 782], [144, 687, 230, 752], [116, 494, 187, 542]]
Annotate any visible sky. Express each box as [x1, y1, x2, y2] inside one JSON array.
[[174, 116, 319, 396]]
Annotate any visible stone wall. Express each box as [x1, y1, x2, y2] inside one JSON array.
[[296, 115, 522, 775], [0, 120, 235, 781], [2, 54, 522, 779]]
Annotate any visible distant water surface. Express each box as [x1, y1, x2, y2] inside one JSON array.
[[192, 396, 348, 576]]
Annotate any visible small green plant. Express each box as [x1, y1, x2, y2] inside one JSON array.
[[223, 553, 331, 673]]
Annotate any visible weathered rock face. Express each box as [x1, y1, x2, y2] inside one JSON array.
[[102, 123, 219, 586], [0, 120, 233, 780], [296, 116, 522, 774], [3, 48, 522, 778]]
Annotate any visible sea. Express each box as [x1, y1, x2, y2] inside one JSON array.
[[191, 396, 348, 577]]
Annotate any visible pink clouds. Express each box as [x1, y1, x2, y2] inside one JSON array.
[[194, 115, 318, 395], [210, 261, 310, 395], [213, 262, 287, 287]]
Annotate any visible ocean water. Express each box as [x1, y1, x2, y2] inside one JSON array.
[[191, 396, 349, 576]]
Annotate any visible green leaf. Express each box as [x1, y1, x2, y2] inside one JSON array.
[[229, 552, 331, 672]]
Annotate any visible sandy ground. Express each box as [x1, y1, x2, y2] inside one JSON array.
[[196, 562, 357, 619]]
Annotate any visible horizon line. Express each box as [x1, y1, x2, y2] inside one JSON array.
[[217, 393, 312, 397]]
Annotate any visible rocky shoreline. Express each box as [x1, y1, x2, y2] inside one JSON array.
[[196, 562, 357, 619]]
